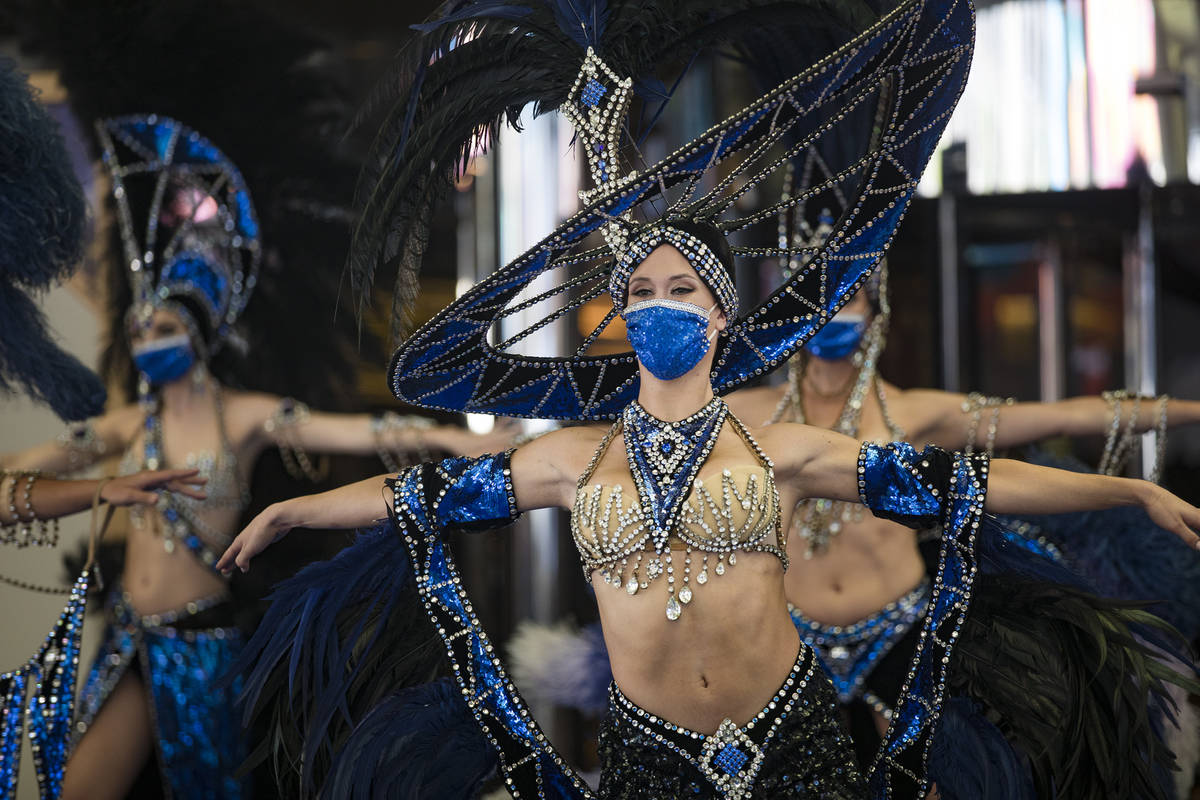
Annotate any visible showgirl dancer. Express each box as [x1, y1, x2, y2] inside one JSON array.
[[214, 2, 1197, 798], [0, 56, 217, 800], [3, 4, 512, 798]]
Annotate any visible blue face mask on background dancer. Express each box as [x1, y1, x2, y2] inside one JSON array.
[[804, 312, 866, 361], [623, 300, 718, 380], [132, 333, 196, 386]]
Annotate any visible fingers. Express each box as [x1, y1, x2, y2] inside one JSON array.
[[165, 480, 208, 500], [140, 468, 203, 485], [1182, 505, 1200, 550], [217, 539, 242, 575]]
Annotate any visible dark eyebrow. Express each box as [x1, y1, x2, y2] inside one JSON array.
[[669, 274, 698, 281]]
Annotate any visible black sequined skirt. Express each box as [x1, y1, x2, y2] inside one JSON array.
[[596, 644, 868, 799]]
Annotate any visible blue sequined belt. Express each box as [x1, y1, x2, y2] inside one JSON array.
[[606, 646, 821, 800], [789, 578, 931, 706]]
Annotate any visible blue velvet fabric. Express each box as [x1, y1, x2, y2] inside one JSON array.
[[132, 334, 196, 386], [804, 318, 865, 361]]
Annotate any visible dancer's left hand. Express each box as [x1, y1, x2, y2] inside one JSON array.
[[1140, 483, 1200, 550], [217, 500, 295, 575]]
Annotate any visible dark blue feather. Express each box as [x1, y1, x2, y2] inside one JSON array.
[[230, 521, 443, 794], [0, 285, 105, 421], [410, 2, 534, 34], [927, 698, 1036, 800], [997, 450, 1200, 639], [321, 678, 496, 800], [0, 58, 86, 289], [549, 0, 608, 49]]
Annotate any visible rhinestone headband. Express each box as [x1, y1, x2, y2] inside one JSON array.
[[609, 224, 738, 318]]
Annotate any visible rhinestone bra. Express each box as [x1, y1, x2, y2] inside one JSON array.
[[571, 411, 786, 621]]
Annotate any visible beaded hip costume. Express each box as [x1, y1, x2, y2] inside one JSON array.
[[73, 591, 247, 799]]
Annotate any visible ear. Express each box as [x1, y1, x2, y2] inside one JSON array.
[[713, 307, 728, 334]]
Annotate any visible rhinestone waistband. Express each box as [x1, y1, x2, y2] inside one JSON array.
[[788, 578, 930, 703], [608, 645, 818, 800]]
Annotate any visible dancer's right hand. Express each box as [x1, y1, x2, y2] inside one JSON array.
[[217, 500, 295, 575], [102, 468, 207, 506]]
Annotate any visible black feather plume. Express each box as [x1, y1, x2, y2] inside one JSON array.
[[0, 58, 103, 420], [345, 0, 886, 342]]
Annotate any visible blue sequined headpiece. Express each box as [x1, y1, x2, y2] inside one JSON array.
[[609, 224, 738, 318], [386, 1, 974, 421], [96, 115, 261, 356]]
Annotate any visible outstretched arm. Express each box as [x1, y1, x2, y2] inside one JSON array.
[[0, 468, 206, 523], [216, 473, 392, 573], [764, 423, 1200, 549], [239, 393, 518, 459], [986, 458, 1200, 548], [0, 405, 143, 474], [218, 427, 590, 574], [912, 390, 1200, 452]]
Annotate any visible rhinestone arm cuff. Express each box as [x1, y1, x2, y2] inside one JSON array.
[[857, 442, 969, 529], [386, 449, 519, 533]]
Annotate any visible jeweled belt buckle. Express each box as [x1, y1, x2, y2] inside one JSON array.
[[698, 718, 766, 799]]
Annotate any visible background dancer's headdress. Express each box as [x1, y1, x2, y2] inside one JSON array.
[[17, 0, 371, 409], [0, 58, 105, 420], [95, 114, 261, 361], [364, 0, 973, 422]]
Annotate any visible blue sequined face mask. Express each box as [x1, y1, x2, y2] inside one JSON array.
[[804, 312, 866, 361], [623, 299, 717, 381], [132, 333, 196, 386]]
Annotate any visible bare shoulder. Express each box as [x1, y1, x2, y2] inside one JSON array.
[[521, 425, 608, 468], [94, 402, 147, 442], [724, 382, 788, 427], [881, 383, 963, 438]]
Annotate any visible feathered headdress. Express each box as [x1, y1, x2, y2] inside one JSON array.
[[347, 0, 888, 340], [0, 57, 105, 420], [371, 0, 973, 424], [95, 114, 262, 360]]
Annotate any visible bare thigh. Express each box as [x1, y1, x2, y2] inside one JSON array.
[[61, 672, 154, 800]]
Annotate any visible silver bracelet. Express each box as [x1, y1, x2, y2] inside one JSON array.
[[265, 398, 328, 482], [0, 469, 59, 548], [371, 412, 435, 472]]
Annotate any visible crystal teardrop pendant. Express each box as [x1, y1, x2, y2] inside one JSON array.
[[666, 594, 682, 620], [626, 575, 639, 595], [678, 585, 693, 604]]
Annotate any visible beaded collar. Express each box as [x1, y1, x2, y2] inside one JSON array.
[[623, 397, 729, 552]]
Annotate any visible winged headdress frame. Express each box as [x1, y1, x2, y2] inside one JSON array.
[[95, 114, 262, 359], [389, 0, 974, 422]]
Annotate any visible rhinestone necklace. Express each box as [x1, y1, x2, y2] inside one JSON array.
[[622, 396, 728, 555], [773, 313, 906, 558]]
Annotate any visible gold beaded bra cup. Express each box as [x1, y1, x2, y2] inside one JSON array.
[[572, 398, 786, 620]]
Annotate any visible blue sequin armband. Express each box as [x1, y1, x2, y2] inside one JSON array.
[[394, 449, 520, 532], [857, 442, 981, 529]]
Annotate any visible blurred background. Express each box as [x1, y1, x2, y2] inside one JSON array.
[[2, 0, 1200, 795]]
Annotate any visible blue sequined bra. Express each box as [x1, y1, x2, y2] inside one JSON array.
[[571, 414, 786, 621]]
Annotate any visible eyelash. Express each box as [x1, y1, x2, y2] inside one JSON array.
[[630, 285, 695, 298]]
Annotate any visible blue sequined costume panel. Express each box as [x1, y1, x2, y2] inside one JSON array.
[[790, 579, 931, 705], [75, 590, 249, 800]]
